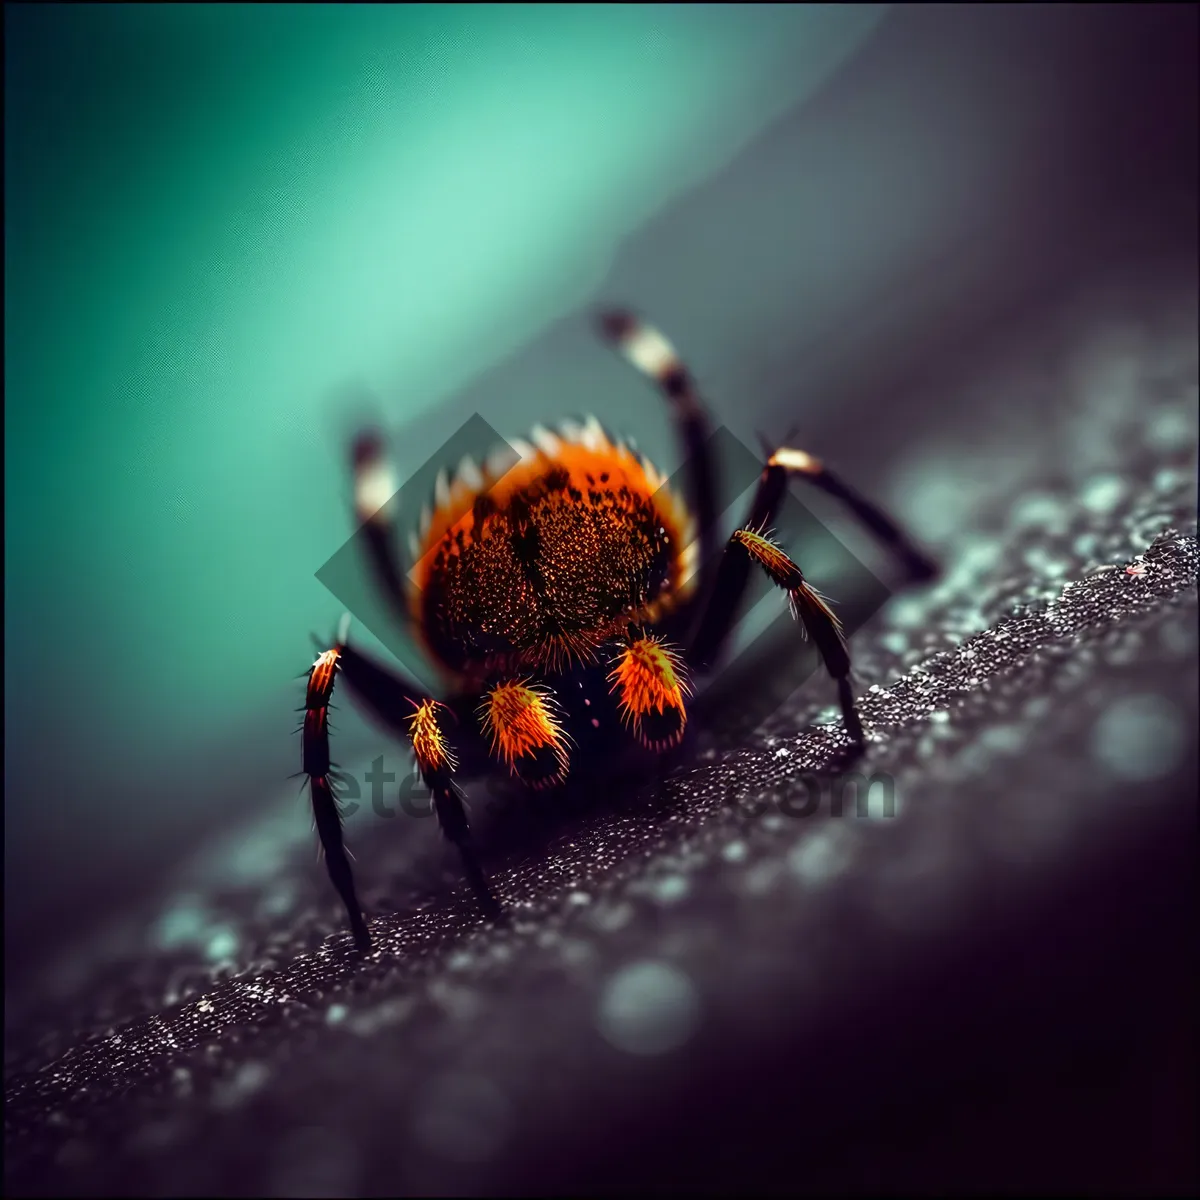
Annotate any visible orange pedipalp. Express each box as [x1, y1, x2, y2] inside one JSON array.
[[608, 635, 690, 751], [480, 680, 570, 785]]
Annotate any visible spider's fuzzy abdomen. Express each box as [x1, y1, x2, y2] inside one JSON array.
[[408, 418, 696, 677]]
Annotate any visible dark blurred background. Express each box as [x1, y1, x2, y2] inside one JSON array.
[[5, 4, 1197, 1195]]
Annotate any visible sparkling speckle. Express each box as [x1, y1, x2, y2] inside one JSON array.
[[5, 462, 1197, 1196]]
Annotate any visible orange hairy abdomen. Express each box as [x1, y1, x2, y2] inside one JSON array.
[[409, 442, 695, 675]]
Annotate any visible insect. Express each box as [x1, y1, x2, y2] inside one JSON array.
[[302, 311, 938, 951]]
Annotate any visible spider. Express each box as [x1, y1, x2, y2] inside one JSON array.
[[302, 311, 938, 951]]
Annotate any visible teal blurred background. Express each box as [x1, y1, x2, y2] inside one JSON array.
[[6, 3, 1196, 966]]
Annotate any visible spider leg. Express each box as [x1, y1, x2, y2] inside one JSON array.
[[332, 633, 492, 778], [764, 444, 939, 586], [708, 527, 865, 746], [303, 639, 373, 952], [597, 310, 719, 610], [689, 447, 937, 669], [350, 429, 411, 626], [689, 455, 791, 671], [304, 620, 500, 949], [408, 698, 500, 919]]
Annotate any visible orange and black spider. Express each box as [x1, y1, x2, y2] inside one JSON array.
[[302, 311, 938, 951]]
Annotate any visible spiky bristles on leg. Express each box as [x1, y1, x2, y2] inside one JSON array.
[[302, 645, 372, 952], [608, 634, 691, 751], [479, 680, 571, 788], [404, 698, 499, 918], [406, 698, 458, 776], [732, 527, 862, 747]]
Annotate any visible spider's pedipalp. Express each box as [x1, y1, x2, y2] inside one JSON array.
[[479, 679, 571, 788], [608, 634, 690, 751]]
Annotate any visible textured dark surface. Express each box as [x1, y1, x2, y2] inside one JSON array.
[[5, 260, 1198, 1194]]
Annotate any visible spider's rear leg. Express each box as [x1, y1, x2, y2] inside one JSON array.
[[597, 310, 720, 611], [351, 429, 410, 625], [765, 446, 939, 586], [407, 699, 500, 919]]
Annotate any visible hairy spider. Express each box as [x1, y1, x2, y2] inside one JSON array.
[[303, 311, 938, 950]]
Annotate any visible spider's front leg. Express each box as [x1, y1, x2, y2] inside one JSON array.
[[303, 642, 373, 952], [304, 626, 499, 948]]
